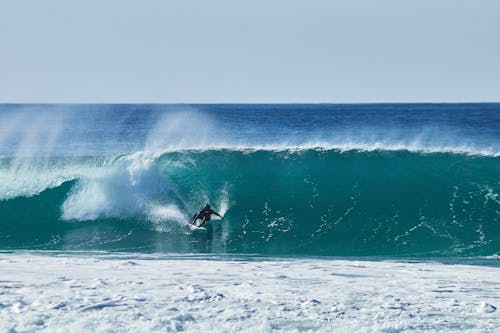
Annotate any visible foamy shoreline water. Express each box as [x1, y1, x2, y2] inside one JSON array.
[[1, 253, 499, 332]]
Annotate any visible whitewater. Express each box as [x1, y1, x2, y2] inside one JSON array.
[[0, 103, 499, 331]]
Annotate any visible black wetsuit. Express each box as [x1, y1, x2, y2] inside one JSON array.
[[191, 206, 221, 227]]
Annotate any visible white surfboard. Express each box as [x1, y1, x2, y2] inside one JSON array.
[[188, 223, 206, 231]]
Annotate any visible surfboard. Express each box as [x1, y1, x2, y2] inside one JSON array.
[[188, 223, 206, 231], [189, 213, 206, 230]]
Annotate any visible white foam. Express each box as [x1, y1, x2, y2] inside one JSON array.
[[1, 252, 499, 332], [61, 152, 187, 224]]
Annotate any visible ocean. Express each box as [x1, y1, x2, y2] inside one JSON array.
[[1, 103, 499, 332], [1, 103, 498, 258]]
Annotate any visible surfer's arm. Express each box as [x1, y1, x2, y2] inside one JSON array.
[[211, 210, 222, 218]]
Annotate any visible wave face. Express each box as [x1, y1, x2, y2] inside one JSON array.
[[1, 149, 498, 257]]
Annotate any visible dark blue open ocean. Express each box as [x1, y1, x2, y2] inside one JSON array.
[[0, 103, 499, 258]]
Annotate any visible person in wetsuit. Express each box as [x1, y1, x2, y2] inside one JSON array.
[[190, 204, 222, 227]]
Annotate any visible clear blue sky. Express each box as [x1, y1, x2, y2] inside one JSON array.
[[1, 0, 499, 103]]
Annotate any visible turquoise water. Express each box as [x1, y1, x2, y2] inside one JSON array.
[[0, 149, 498, 257], [0, 104, 499, 257]]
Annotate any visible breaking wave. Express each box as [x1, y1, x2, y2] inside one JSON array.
[[0, 148, 498, 257]]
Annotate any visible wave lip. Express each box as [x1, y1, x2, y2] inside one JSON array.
[[143, 141, 499, 157]]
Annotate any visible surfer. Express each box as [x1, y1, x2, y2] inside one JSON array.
[[190, 204, 222, 227]]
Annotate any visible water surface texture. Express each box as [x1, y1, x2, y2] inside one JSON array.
[[0, 104, 499, 257]]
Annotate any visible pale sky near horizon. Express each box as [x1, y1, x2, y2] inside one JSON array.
[[0, 0, 499, 103]]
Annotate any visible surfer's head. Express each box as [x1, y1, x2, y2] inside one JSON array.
[[205, 204, 211, 209]]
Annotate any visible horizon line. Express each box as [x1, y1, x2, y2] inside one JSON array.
[[1, 101, 500, 106]]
